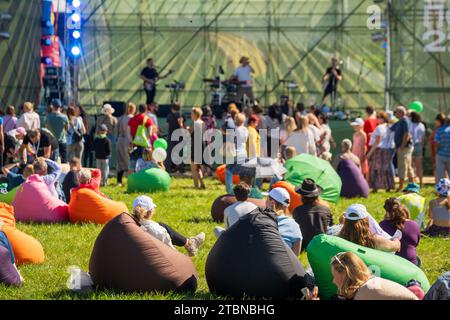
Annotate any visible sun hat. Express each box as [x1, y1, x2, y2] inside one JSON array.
[[295, 178, 323, 198], [132, 195, 157, 211], [268, 187, 290, 207], [435, 178, 450, 197], [350, 118, 364, 126], [403, 183, 420, 194], [102, 103, 115, 115], [345, 204, 369, 221]]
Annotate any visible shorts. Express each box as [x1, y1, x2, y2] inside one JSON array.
[[412, 143, 423, 158]]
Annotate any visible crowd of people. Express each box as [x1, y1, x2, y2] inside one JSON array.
[[0, 98, 448, 300]]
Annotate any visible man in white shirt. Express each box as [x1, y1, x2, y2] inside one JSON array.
[[234, 56, 255, 105], [214, 183, 259, 237]]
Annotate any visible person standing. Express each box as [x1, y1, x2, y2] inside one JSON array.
[[45, 99, 69, 163], [363, 106, 378, 149], [391, 106, 415, 192], [116, 103, 136, 186], [321, 57, 343, 107], [350, 118, 368, 179], [16, 102, 40, 131], [434, 115, 450, 182], [96, 104, 118, 169], [284, 115, 316, 156], [128, 104, 153, 172], [247, 115, 261, 159], [234, 56, 255, 105], [410, 112, 426, 186], [3, 106, 17, 132], [165, 103, 186, 173], [93, 124, 112, 187], [187, 107, 206, 189], [430, 113, 446, 180], [66, 106, 86, 161]]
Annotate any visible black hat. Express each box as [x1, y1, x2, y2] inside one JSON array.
[[295, 178, 323, 198]]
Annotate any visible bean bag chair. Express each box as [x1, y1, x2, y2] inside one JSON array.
[[215, 164, 240, 185], [206, 207, 314, 298], [12, 175, 69, 223], [0, 203, 44, 265], [127, 168, 171, 193], [0, 246, 21, 286], [337, 159, 369, 198], [210, 194, 266, 222], [69, 188, 128, 224], [0, 187, 18, 205], [306, 234, 430, 300], [89, 213, 198, 293]]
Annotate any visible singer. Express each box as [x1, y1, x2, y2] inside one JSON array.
[[322, 57, 343, 107], [140, 58, 173, 105]]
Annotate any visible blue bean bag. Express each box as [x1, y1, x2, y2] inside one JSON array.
[[337, 159, 369, 198]]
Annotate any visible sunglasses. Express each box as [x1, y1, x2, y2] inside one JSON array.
[[331, 252, 346, 267]]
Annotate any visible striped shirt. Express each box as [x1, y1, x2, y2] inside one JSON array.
[[435, 125, 450, 157]]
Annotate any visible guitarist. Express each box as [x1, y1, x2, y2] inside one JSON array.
[[322, 57, 343, 108], [140, 58, 172, 105]]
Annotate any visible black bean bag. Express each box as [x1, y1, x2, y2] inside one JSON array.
[[337, 159, 369, 198], [206, 207, 314, 299], [210, 195, 266, 222], [89, 213, 198, 293], [0, 246, 21, 287]]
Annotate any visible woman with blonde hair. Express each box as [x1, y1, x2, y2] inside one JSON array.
[[116, 102, 136, 186], [189, 107, 206, 189], [280, 116, 297, 145], [284, 115, 316, 155], [66, 106, 86, 161], [331, 252, 418, 300], [339, 204, 400, 253], [16, 102, 40, 131]]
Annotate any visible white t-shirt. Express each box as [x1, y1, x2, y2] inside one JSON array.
[[411, 122, 426, 144], [309, 125, 321, 142], [224, 201, 258, 229], [285, 130, 317, 156], [235, 126, 249, 161], [369, 124, 395, 149], [234, 66, 253, 87], [140, 220, 175, 249], [321, 124, 332, 153]]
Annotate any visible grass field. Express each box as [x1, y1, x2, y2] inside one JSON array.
[[1, 176, 449, 300]]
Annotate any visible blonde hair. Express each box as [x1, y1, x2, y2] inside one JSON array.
[[284, 116, 297, 135], [228, 103, 238, 113], [23, 165, 34, 178], [285, 146, 297, 160], [127, 103, 136, 115], [33, 158, 48, 175], [78, 168, 92, 184], [339, 217, 376, 249], [191, 107, 203, 119], [23, 102, 34, 113], [131, 205, 152, 222], [331, 252, 372, 299], [296, 115, 309, 131], [234, 113, 246, 126], [142, 148, 153, 162]]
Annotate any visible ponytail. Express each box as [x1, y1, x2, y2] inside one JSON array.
[[131, 205, 148, 222], [384, 198, 409, 231]]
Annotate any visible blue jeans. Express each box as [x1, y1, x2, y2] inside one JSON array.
[[225, 167, 234, 194]]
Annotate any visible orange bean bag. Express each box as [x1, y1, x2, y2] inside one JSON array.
[[216, 165, 240, 185], [69, 188, 128, 224], [0, 203, 44, 265], [272, 181, 331, 213]]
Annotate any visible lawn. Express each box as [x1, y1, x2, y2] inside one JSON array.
[[1, 176, 449, 300]]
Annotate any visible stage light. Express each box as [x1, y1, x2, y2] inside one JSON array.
[[72, 30, 81, 39], [72, 0, 81, 8], [71, 46, 81, 56], [41, 38, 53, 46], [42, 57, 53, 65], [71, 13, 81, 23]]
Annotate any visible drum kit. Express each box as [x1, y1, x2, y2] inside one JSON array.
[[203, 76, 247, 107]]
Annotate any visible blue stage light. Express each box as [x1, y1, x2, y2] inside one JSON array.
[[72, 30, 81, 39], [71, 13, 81, 23], [71, 46, 81, 56], [73, 0, 81, 8]]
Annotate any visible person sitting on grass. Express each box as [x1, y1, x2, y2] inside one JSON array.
[[266, 187, 302, 256], [380, 198, 421, 266], [32, 157, 62, 200], [62, 157, 82, 203], [71, 168, 107, 198], [135, 147, 164, 172], [424, 178, 450, 238], [1, 163, 34, 191], [330, 252, 418, 300], [130, 195, 205, 256], [214, 182, 259, 238], [232, 174, 263, 199], [0, 219, 23, 286], [397, 183, 427, 229], [339, 204, 401, 253]]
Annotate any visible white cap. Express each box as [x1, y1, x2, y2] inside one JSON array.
[[102, 103, 115, 114], [345, 204, 369, 221], [268, 187, 290, 207], [132, 195, 157, 211], [350, 118, 364, 127]]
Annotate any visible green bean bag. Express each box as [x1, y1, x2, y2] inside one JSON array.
[[127, 168, 171, 193], [307, 234, 430, 299], [0, 187, 18, 205]]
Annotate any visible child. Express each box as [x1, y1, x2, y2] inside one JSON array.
[[2, 163, 34, 191], [62, 157, 82, 203], [33, 157, 62, 200], [130, 195, 205, 256], [135, 148, 164, 172], [93, 124, 112, 186]]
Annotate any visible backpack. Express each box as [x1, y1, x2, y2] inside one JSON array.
[[133, 116, 151, 148]]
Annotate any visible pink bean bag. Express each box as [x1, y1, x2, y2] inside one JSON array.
[[12, 174, 69, 223]]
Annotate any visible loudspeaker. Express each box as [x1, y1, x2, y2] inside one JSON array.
[[103, 101, 126, 118], [156, 104, 172, 118]]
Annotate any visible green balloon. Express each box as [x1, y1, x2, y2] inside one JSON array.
[[153, 138, 168, 150], [409, 101, 424, 113]]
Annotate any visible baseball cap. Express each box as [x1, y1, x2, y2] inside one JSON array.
[[51, 99, 62, 108], [132, 195, 157, 211], [350, 118, 364, 126], [99, 124, 108, 132], [268, 187, 290, 207], [345, 204, 369, 221]]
